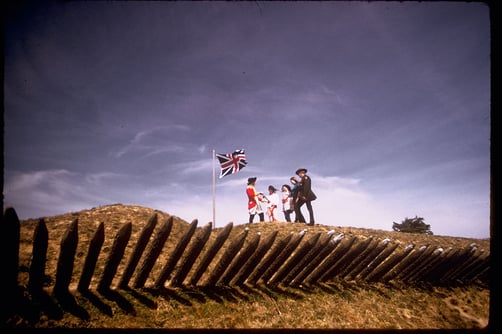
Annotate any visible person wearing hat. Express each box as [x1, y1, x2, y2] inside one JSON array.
[[294, 168, 317, 226], [266, 185, 280, 222], [246, 177, 266, 223]]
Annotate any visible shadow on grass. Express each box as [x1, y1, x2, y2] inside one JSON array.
[[3, 287, 63, 327], [54, 290, 90, 320], [145, 287, 193, 306], [190, 286, 224, 304], [11, 278, 461, 327], [119, 286, 158, 309], [198, 285, 249, 304], [97, 287, 136, 315], [30, 289, 64, 321], [314, 279, 362, 295], [177, 287, 208, 303], [239, 283, 305, 302], [78, 289, 113, 316]]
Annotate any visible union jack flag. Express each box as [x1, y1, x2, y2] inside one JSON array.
[[216, 149, 247, 178]]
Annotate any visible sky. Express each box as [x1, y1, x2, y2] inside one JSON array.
[[3, 1, 491, 238]]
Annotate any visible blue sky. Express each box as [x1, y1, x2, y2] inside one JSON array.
[[3, 1, 491, 238]]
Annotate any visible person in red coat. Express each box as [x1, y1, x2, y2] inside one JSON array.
[[294, 168, 317, 226], [246, 177, 267, 223]]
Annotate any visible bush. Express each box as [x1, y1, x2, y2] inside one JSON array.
[[392, 216, 433, 235]]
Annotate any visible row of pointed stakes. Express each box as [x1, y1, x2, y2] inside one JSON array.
[[3, 207, 489, 302]]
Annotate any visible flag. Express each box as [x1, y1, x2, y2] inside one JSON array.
[[216, 149, 247, 178]]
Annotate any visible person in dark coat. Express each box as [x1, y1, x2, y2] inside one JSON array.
[[294, 168, 317, 226]]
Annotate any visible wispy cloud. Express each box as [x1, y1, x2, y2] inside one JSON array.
[[4, 169, 76, 194], [112, 125, 191, 158], [4, 169, 136, 218]]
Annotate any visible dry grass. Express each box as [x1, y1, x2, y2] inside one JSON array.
[[10, 204, 491, 329]]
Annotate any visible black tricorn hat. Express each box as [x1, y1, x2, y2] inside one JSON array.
[[295, 168, 307, 175], [247, 177, 257, 184]]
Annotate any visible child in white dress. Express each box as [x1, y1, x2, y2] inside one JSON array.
[[266, 185, 280, 222]]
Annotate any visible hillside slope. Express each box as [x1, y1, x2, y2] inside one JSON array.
[[9, 204, 491, 329]]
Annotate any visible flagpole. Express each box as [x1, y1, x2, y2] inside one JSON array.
[[212, 149, 216, 228]]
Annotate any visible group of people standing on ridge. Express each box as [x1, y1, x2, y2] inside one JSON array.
[[246, 168, 317, 226]]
